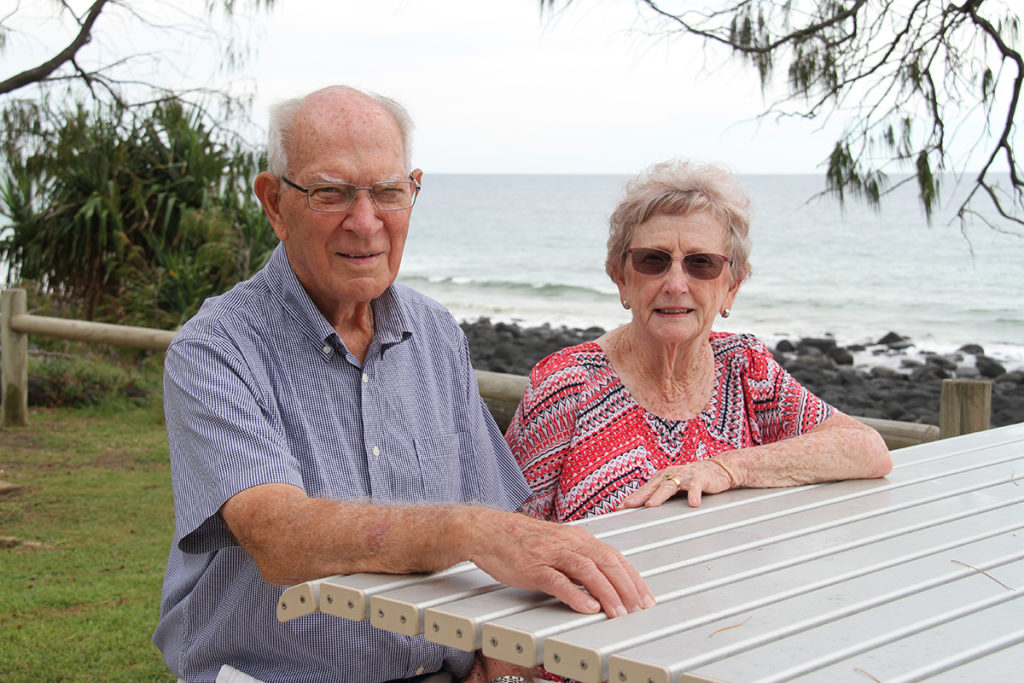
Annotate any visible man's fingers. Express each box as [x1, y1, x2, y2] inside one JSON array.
[[560, 539, 655, 616], [476, 511, 655, 618], [535, 566, 602, 614], [602, 547, 655, 613], [536, 528, 654, 617]]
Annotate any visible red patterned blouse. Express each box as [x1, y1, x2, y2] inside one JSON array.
[[506, 332, 836, 522]]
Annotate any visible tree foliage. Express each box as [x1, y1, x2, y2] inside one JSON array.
[[1, 0, 275, 105], [0, 1, 277, 327], [544, 0, 1023, 232], [0, 98, 276, 329]]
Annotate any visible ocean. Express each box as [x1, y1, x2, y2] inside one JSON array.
[[397, 173, 1024, 369]]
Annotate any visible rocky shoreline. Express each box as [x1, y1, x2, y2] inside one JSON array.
[[460, 319, 1024, 428]]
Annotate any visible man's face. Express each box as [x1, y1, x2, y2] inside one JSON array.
[[259, 93, 421, 321]]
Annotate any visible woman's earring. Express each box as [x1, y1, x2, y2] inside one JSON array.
[[720, 307, 731, 318], [621, 300, 631, 310]]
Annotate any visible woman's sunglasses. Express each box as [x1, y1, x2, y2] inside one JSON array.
[[627, 248, 731, 280]]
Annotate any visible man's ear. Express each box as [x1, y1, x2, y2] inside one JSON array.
[[254, 172, 289, 241]]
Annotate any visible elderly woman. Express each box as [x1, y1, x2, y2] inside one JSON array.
[[506, 160, 893, 524]]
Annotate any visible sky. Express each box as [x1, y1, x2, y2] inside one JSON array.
[[241, 0, 846, 175], [4, 0, 1007, 178], [3, 0, 857, 176]]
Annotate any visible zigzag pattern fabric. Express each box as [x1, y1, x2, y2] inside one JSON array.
[[507, 332, 835, 522]]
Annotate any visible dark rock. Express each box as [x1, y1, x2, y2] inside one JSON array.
[[830, 348, 854, 366], [837, 368, 865, 386], [796, 345, 826, 359], [976, 355, 1007, 379], [459, 319, 1024, 429], [910, 365, 945, 382], [775, 339, 796, 353], [797, 337, 838, 355], [882, 400, 906, 420], [958, 343, 985, 355], [925, 354, 958, 371], [877, 331, 906, 346], [870, 366, 905, 380], [993, 381, 1021, 397]]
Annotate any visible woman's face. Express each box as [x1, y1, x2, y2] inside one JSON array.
[[615, 211, 741, 350]]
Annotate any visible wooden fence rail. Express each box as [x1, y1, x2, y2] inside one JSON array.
[[2, 288, 990, 447]]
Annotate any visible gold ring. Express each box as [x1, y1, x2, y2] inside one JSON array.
[[663, 474, 682, 490]]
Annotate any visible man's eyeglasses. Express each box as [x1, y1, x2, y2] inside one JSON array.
[[281, 175, 420, 212], [627, 248, 731, 280]]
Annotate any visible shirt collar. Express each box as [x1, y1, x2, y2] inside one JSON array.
[[264, 243, 412, 351], [370, 285, 412, 349]]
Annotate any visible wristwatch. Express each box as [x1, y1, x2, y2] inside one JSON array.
[[490, 677, 530, 683]]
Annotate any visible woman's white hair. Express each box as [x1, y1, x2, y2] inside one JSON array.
[[606, 160, 753, 285]]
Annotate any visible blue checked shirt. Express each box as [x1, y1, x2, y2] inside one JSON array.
[[155, 244, 531, 682]]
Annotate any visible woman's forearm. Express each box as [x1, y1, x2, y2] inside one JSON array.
[[721, 412, 893, 489]]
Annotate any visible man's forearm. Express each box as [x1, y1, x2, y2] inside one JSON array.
[[222, 483, 477, 584], [222, 481, 654, 618]]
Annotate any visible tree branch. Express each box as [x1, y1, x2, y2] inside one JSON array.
[[956, 2, 1024, 226], [0, 0, 111, 96], [640, 0, 871, 55]]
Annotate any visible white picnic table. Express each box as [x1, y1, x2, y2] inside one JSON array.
[[279, 422, 1024, 682]]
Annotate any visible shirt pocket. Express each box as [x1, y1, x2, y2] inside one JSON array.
[[414, 431, 482, 503]]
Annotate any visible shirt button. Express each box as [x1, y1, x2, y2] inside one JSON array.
[[415, 666, 425, 676], [372, 446, 380, 457], [362, 373, 369, 384], [321, 345, 331, 355]]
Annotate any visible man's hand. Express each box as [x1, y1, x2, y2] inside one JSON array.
[[455, 507, 654, 618]]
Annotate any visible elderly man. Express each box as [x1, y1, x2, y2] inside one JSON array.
[[154, 85, 653, 683]]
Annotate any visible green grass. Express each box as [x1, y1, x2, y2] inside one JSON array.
[[0, 375, 177, 681]]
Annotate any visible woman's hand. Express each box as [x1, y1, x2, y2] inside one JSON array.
[[618, 458, 737, 509], [618, 414, 893, 511]]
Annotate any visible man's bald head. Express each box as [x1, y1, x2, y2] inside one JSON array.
[[266, 86, 414, 177]]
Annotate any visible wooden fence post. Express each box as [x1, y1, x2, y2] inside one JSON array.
[[939, 378, 991, 438], [1, 288, 29, 427]]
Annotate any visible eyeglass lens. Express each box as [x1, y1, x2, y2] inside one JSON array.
[[307, 181, 417, 211], [629, 248, 728, 280]]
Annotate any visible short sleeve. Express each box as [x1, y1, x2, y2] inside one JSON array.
[[163, 335, 301, 554], [505, 350, 585, 520], [734, 334, 836, 444]]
